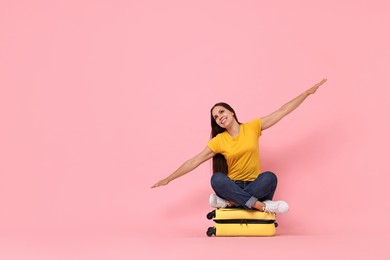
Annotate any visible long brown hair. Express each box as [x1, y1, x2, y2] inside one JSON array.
[[210, 102, 241, 174]]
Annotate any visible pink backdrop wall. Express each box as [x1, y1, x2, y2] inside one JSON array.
[[1, 0, 389, 258]]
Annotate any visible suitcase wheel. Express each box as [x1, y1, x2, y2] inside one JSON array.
[[206, 227, 216, 237], [206, 210, 216, 220]]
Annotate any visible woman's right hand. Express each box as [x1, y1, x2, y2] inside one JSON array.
[[151, 178, 170, 189], [150, 147, 215, 189]]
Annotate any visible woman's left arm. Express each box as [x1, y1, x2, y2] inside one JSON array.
[[261, 79, 327, 131]]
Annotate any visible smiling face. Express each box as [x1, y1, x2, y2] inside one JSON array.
[[212, 105, 236, 129]]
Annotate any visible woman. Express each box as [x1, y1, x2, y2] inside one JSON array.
[[151, 79, 327, 214]]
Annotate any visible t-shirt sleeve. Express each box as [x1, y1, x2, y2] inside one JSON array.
[[247, 118, 262, 137], [258, 118, 262, 137], [207, 135, 220, 153]]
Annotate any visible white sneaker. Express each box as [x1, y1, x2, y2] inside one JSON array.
[[209, 194, 228, 208], [263, 200, 289, 214]]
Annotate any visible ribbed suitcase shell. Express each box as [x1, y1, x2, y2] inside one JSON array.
[[206, 208, 277, 237]]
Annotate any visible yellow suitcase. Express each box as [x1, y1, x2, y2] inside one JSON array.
[[206, 208, 278, 237]]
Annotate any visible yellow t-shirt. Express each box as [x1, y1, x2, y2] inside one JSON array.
[[207, 118, 262, 181]]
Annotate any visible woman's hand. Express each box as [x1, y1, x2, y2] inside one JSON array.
[[150, 147, 215, 189], [261, 78, 328, 130], [151, 178, 170, 189], [306, 78, 327, 95]]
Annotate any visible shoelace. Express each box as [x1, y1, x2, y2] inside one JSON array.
[[263, 202, 277, 217], [264, 209, 276, 218]]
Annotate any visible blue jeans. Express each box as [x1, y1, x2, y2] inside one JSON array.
[[210, 171, 278, 209]]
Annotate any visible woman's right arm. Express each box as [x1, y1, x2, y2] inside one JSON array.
[[150, 146, 215, 189]]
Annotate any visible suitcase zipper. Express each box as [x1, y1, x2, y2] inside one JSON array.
[[214, 219, 275, 224]]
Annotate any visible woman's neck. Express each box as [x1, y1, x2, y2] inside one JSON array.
[[226, 121, 240, 138]]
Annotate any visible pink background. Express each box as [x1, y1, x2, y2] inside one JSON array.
[[1, 0, 389, 259]]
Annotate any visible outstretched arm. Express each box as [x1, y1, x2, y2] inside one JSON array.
[[261, 79, 327, 130], [151, 146, 215, 188]]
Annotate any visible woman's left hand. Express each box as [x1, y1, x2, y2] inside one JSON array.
[[306, 78, 327, 95]]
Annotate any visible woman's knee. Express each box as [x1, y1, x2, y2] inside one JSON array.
[[261, 171, 278, 185], [210, 172, 228, 189]]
